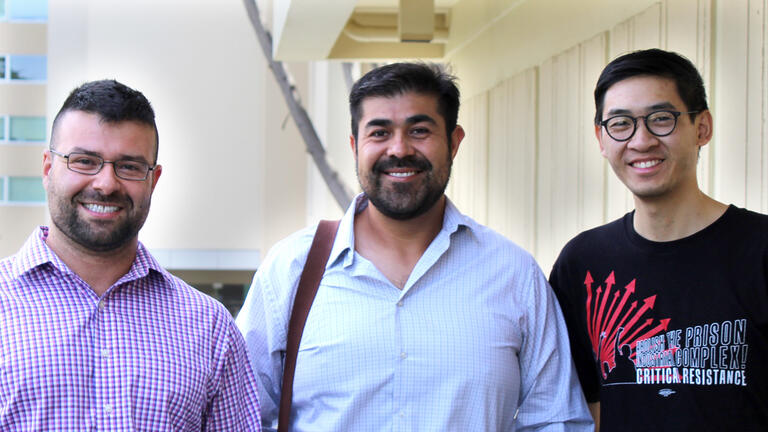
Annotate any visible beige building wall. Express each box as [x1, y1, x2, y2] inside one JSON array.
[[0, 18, 48, 257], [40, 0, 309, 282]]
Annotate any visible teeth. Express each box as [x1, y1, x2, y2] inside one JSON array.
[[634, 160, 661, 169], [388, 171, 416, 177], [84, 203, 119, 213]]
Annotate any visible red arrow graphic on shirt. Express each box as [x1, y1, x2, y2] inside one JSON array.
[[629, 318, 671, 349], [618, 318, 653, 349], [600, 279, 636, 341], [584, 271, 594, 333], [591, 286, 602, 350], [593, 272, 615, 347], [619, 294, 657, 339], [601, 290, 621, 335]]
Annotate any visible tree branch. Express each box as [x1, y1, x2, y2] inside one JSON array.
[[242, 0, 355, 210]]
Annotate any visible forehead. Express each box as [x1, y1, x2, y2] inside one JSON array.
[[359, 92, 442, 123], [603, 75, 684, 113], [54, 110, 156, 158]]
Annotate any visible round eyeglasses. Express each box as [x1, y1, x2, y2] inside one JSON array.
[[599, 110, 699, 142], [49, 149, 156, 181]]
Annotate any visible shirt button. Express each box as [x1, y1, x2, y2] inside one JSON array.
[[400, 352, 407, 359], [98, 300, 106, 311], [399, 411, 405, 418], [100, 349, 110, 358], [104, 404, 113, 414], [397, 301, 404, 307]]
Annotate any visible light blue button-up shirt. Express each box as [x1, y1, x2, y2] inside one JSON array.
[[237, 195, 592, 431]]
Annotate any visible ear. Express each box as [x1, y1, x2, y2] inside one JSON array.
[[349, 134, 357, 157], [42, 149, 53, 191], [150, 164, 162, 192], [450, 125, 465, 160], [595, 124, 608, 158], [695, 110, 713, 148]]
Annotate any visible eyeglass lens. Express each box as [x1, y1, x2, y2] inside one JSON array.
[[67, 153, 150, 180], [605, 111, 678, 141]]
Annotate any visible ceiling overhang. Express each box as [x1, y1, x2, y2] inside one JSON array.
[[271, 0, 452, 61]]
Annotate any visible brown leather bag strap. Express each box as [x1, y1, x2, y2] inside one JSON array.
[[278, 219, 340, 431]]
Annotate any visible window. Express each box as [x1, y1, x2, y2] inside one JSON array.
[[0, 56, 5, 79], [3, 0, 47, 21], [1, 176, 46, 204], [8, 55, 46, 81], [0, 116, 4, 140], [9, 116, 45, 142]]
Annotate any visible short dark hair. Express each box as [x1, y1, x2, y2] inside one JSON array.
[[594, 49, 708, 125], [349, 62, 460, 141], [51, 79, 159, 163]]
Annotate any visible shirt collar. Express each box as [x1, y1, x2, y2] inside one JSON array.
[[11, 226, 172, 286], [327, 193, 475, 269]]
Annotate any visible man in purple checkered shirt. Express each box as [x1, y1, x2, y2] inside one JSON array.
[[0, 80, 261, 430]]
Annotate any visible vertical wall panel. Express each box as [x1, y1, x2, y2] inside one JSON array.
[[537, 59, 555, 262], [536, 47, 582, 272], [579, 33, 608, 231], [450, 92, 489, 224], [488, 68, 537, 252], [714, 1, 749, 206], [633, 3, 663, 48], [763, 0, 768, 213], [746, 0, 765, 210]]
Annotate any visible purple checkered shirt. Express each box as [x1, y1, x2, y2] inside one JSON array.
[[0, 227, 262, 431]]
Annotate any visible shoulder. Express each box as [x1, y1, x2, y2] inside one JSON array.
[[727, 206, 768, 229], [160, 271, 234, 320], [257, 224, 318, 281], [557, 215, 627, 262], [465, 220, 537, 265]]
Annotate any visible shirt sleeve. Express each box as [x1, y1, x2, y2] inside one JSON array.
[[204, 316, 263, 431], [514, 260, 594, 431], [236, 269, 288, 432]]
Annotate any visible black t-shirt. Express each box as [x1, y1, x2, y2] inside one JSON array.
[[550, 205, 768, 431]]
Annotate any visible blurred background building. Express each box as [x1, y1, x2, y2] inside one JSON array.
[[2, 0, 766, 314]]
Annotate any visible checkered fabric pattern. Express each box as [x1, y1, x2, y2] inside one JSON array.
[[0, 227, 261, 431]]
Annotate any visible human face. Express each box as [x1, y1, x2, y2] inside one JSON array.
[[43, 111, 162, 252], [596, 76, 712, 201], [350, 92, 464, 220]]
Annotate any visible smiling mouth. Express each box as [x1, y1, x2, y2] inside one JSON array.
[[631, 159, 662, 169], [83, 203, 121, 214], [387, 171, 419, 177]]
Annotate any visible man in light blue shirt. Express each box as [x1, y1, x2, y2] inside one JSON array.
[[237, 63, 592, 431]]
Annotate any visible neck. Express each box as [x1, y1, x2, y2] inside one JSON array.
[[632, 187, 727, 242], [358, 196, 446, 252], [45, 226, 138, 296], [353, 196, 447, 289]]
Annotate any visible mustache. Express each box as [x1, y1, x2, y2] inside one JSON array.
[[74, 190, 132, 207], [373, 155, 432, 173]]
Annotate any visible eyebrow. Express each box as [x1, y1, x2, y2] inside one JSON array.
[[606, 102, 679, 117], [405, 114, 437, 125], [364, 114, 437, 130], [70, 146, 150, 164]]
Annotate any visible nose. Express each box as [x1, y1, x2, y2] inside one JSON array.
[[90, 162, 122, 194], [386, 130, 416, 158], [626, 118, 659, 152]]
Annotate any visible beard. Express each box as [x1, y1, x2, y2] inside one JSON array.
[[47, 187, 150, 253], [357, 153, 451, 220]]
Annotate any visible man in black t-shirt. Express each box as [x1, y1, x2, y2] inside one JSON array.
[[550, 49, 768, 431]]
